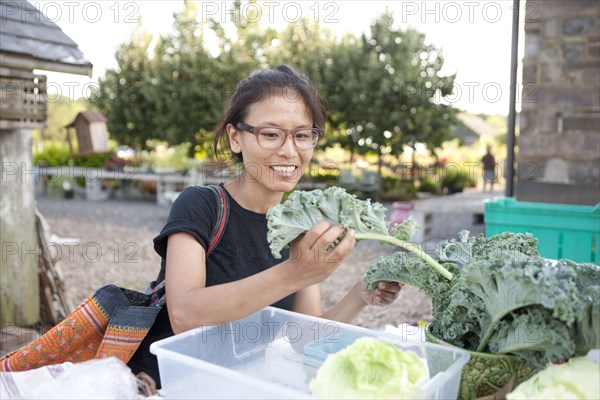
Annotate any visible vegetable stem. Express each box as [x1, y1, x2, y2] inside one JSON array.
[[477, 321, 499, 352], [355, 233, 453, 280], [477, 309, 517, 352]]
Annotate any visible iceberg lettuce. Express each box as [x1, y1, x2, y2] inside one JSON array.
[[507, 356, 600, 399], [308, 337, 429, 399]]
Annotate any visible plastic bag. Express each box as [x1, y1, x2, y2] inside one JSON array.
[[1, 357, 138, 399]]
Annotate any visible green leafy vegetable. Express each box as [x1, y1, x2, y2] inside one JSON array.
[[506, 356, 600, 399], [488, 307, 575, 367], [568, 261, 600, 354], [308, 337, 429, 399], [266, 187, 599, 369], [364, 230, 600, 369], [267, 187, 452, 280], [461, 256, 580, 352]]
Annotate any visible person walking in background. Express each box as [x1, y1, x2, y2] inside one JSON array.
[[481, 145, 497, 192]]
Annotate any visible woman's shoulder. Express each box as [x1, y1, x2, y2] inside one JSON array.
[[169, 185, 221, 217]]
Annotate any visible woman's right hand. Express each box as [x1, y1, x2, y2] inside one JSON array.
[[284, 221, 356, 287]]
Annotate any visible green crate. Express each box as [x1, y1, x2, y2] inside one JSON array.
[[484, 197, 600, 264]]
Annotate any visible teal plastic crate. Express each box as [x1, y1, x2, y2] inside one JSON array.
[[484, 197, 600, 264]]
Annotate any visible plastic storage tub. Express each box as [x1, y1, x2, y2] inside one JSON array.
[[150, 307, 470, 399], [484, 197, 600, 264]]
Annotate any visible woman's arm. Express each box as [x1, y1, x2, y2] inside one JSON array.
[[294, 279, 403, 324], [166, 221, 355, 334]]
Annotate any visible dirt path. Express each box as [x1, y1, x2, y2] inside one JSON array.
[[37, 197, 432, 330]]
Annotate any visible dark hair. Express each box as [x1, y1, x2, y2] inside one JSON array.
[[213, 65, 327, 163]]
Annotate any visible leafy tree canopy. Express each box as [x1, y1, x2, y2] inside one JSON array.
[[95, 3, 458, 164]]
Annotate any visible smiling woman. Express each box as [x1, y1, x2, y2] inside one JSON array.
[[210, 65, 332, 203], [126, 65, 404, 387]]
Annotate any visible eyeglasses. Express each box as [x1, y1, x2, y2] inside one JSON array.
[[235, 122, 324, 150]]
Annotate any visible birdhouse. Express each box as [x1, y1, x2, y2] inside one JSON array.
[[66, 110, 109, 155]]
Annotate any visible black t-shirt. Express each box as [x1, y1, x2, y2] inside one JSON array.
[[128, 184, 293, 386], [481, 153, 496, 171]]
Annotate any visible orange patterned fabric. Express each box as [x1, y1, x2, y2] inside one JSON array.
[[0, 185, 229, 373], [0, 285, 160, 372], [95, 326, 151, 363]]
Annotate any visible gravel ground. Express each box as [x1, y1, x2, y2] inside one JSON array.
[[36, 196, 432, 330]]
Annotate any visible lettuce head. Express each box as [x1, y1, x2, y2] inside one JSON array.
[[507, 356, 600, 400], [308, 337, 429, 399]]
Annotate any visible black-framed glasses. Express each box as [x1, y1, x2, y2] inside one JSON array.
[[235, 122, 324, 150]]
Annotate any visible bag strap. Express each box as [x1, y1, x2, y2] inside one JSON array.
[[205, 184, 230, 256], [148, 184, 230, 307]]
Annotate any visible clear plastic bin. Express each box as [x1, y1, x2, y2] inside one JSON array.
[[150, 307, 470, 399]]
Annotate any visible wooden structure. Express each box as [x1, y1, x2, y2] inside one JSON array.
[[0, 68, 47, 129], [66, 110, 109, 155], [0, 0, 92, 129], [0, 0, 92, 327]]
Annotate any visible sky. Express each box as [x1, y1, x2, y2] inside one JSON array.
[[37, 0, 526, 115]]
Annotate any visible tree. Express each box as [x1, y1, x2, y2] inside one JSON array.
[[143, 0, 218, 155], [96, 19, 156, 149], [94, 6, 458, 173], [328, 12, 457, 185]]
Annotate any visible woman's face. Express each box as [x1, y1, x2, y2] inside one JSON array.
[[227, 93, 314, 193]]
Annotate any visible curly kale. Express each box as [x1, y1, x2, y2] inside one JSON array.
[[268, 188, 598, 367], [267, 187, 452, 279], [364, 252, 454, 298], [267, 187, 387, 259], [488, 307, 575, 368], [462, 255, 581, 352], [436, 230, 539, 267], [567, 261, 600, 354], [364, 230, 599, 367], [429, 290, 487, 351]]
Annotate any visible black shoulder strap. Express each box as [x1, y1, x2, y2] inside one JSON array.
[[206, 184, 230, 256]]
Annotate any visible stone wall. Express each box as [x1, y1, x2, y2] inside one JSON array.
[[517, 0, 600, 205], [0, 129, 39, 325]]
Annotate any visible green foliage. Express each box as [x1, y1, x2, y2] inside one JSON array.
[[267, 187, 452, 278], [364, 230, 600, 368], [418, 177, 440, 194], [378, 180, 417, 201], [440, 167, 476, 192], [44, 174, 67, 199], [140, 141, 193, 171], [96, 21, 156, 149], [72, 152, 115, 169], [95, 6, 458, 163], [33, 142, 114, 169], [267, 186, 388, 258], [33, 142, 71, 166]]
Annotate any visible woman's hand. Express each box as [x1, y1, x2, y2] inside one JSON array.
[[284, 221, 356, 287], [358, 279, 403, 307]]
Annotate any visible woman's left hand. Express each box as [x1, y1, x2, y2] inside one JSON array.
[[358, 279, 403, 307]]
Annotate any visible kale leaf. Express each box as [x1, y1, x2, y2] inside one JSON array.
[[267, 187, 388, 259], [267, 187, 452, 279], [365, 230, 599, 366]]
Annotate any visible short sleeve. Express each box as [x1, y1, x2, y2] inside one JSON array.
[[153, 186, 218, 258]]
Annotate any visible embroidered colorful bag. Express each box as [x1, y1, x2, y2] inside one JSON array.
[[0, 185, 229, 372]]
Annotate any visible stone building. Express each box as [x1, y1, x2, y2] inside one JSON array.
[[517, 0, 600, 205]]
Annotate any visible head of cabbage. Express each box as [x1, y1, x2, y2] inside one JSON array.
[[507, 356, 600, 400], [308, 337, 429, 399]]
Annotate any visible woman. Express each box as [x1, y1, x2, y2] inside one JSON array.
[[128, 65, 402, 384]]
